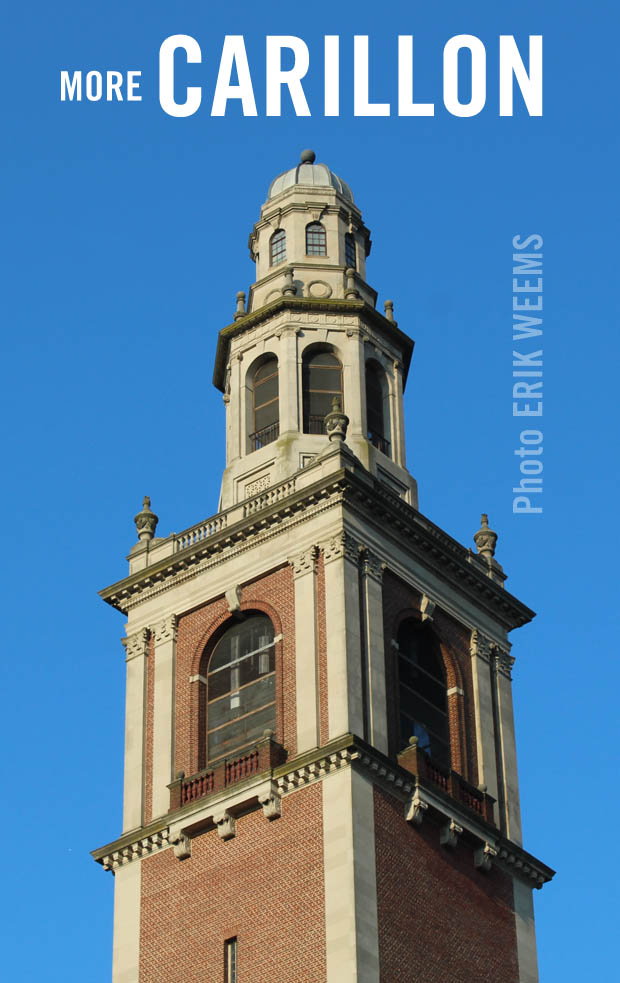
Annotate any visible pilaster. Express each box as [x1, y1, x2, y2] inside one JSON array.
[[514, 879, 539, 982], [322, 766, 380, 982], [112, 859, 141, 983], [278, 326, 299, 434], [121, 628, 149, 833], [322, 532, 364, 740], [360, 550, 388, 754], [493, 647, 522, 845], [289, 545, 320, 753], [151, 614, 177, 819], [469, 630, 500, 818]]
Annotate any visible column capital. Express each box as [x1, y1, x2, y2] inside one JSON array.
[[470, 630, 513, 677], [288, 545, 318, 578], [122, 628, 149, 662], [321, 531, 361, 566], [153, 614, 178, 644], [361, 548, 386, 583]]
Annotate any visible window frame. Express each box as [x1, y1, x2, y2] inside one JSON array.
[[270, 228, 286, 266], [395, 620, 450, 766], [305, 222, 327, 257], [302, 349, 344, 434]]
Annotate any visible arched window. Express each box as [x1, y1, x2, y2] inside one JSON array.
[[302, 349, 343, 434], [396, 620, 449, 766], [345, 232, 356, 269], [206, 614, 276, 765], [366, 362, 390, 456], [306, 222, 326, 256], [250, 357, 279, 450], [270, 229, 286, 266]]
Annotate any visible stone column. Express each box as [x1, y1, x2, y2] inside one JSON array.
[[469, 631, 500, 817], [230, 352, 244, 462], [323, 767, 380, 982], [343, 329, 365, 439], [151, 614, 177, 819], [112, 860, 141, 983], [322, 532, 364, 740], [290, 546, 319, 753], [494, 648, 523, 845], [278, 326, 299, 434], [121, 628, 149, 833], [361, 551, 388, 754], [391, 359, 406, 468]]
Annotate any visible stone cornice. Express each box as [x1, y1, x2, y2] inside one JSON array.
[[100, 465, 534, 632], [212, 296, 414, 393], [92, 734, 553, 888]]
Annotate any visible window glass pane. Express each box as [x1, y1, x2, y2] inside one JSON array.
[[306, 223, 326, 256], [397, 620, 449, 759], [398, 658, 446, 709], [254, 375, 278, 407], [345, 233, 356, 269], [208, 674, 275, 731], [254, 403, 278, 431], [208, 703, 276, 762], [307, 367, 342, 392], [309, 352, 340, 367], [270, 230, 286, 265], [308, 392, 338, 418], [254, 358, 278, 383]]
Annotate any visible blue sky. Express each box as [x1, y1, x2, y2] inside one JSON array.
[[1, 2, 618, 979]]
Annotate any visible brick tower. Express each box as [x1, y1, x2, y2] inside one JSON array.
[[93, 150, 553, 983]]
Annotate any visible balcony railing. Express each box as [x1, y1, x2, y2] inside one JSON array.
[[168, 732, 286, 812], [368, 430, 390, 455], [398, 740, 496, 825], [249, 421, 279, 450]]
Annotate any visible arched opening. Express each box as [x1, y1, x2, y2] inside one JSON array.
[[302, 348, 343, 434], [396, 620, 449, 766], [365, 361, 391, 456], [306, 222, 327, 256], [249, 357, 279, 450], [205, 614, 276, 765], [345, 232, 356, 270], [270, 228, 286, 266]]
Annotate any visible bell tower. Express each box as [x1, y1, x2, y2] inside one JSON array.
[[93, 151, 553, 983]]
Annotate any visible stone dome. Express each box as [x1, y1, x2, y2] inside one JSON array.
[[267, 150, 354, 202]]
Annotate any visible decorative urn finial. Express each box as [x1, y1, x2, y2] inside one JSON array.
[[473, 513, 498, 559], [134, 495, 159, 543], [324, 396, 350, 443]]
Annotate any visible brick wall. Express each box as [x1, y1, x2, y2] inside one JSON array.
[[140, 783, 326, 982], [374, 785, 518, 982]]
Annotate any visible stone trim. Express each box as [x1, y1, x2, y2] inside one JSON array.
[[101, 467, 534, 632], [92, 734, 553, 888], [153, 614, 177, 644], [121, 628, 149, 662]]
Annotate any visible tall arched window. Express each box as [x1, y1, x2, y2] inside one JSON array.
[[396, 620, 449, 766], [250, 357, 279, 450], [206, 614, 276, 765], [345, 232, 356, 269], [306, 222, 326, 256], [302, 349, 343, 433], [366, 362, 390, 456], [270, 229, 286, 266]]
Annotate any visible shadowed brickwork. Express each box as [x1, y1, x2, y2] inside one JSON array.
[[374, 786, 518, 983]]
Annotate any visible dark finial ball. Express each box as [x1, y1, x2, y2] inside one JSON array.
[[300, 149, 316, 164]]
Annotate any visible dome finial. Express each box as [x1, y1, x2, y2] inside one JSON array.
[[300, 149, 316, 164]]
